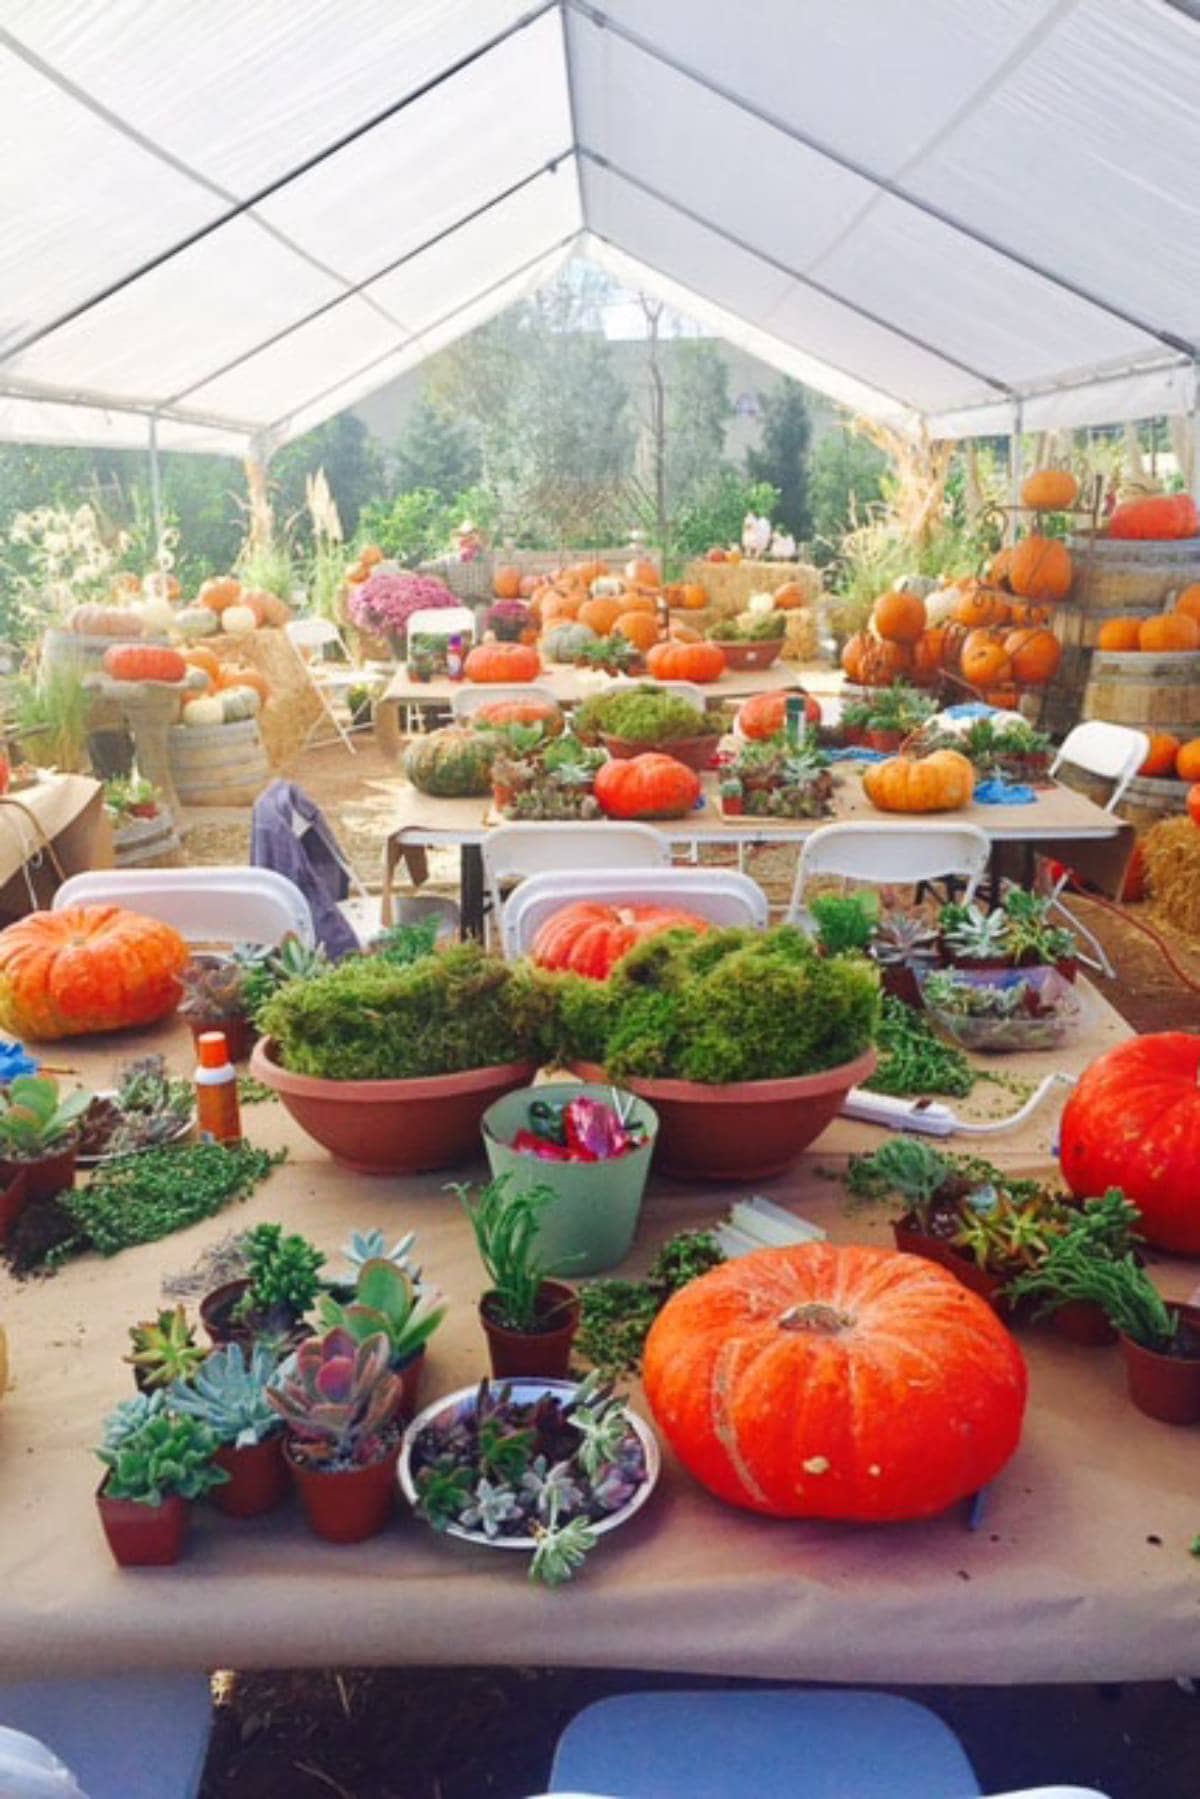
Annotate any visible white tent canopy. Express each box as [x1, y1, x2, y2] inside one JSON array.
[[2, 0, 1199, 459]]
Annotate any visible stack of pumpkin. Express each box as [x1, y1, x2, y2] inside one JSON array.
[[1096, 584, 1200, 658], [528, 558, 692, 667], [177, 649, 270, 730], [175, 576, 293, 643]]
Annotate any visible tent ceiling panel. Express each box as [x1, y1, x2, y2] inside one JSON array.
[[0, 393, 245, 457]]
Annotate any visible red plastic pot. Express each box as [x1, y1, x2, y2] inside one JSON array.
[[96, 1480, 190, 1566], [0, 1144, 77, 1206], [394, 1349, 426, 1423], [1120, 1305, 1200, 1425], [1052, 1299, 1116, 1347], [285, 1438, 400, 1543], [251, 1038, 538, 1175], [569, 1049, 876, 1181], [601, 732, 720, 772], [212, 1434, 289, 1518], [479, 1280, 580, 1379], [866, 728, 907, 753]]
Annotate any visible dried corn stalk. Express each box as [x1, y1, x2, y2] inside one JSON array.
[[852, 416, 955, 552]]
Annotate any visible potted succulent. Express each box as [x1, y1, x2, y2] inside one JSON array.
[[869, 910, 940, 1008], [707, 610, 787, 668], [267, 1327, 403, 1542], [919, 966, 1079, 1053], [317, 1255, 447, 1422], [552, 926, 879, 1180], [720, 739, 834, 819], [836, 697, 873, 749], [178, 955, 255, 1063], [456, 1174, 580, 1379], [95, 1392, 228, 1565], [861, 683, 936, 753], [575, 635, 644, 677], [200, 1221, 325, 1350], [252, 943, 547, 1172], [0, 1075, 90, 1211], [490, 729, 608, 820], [718, 774, 744, 816], [170, 1342, 289, 1517], [575, 685, 720, 772], [1002, 1188, 1143, 1347], [915, 717, 1054, 784], [124, 1304, 208, 1393], [939, 895, 1077, 981]]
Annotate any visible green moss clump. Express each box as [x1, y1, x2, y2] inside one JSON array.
[[550, 926, 880, 1085], [573, 685, 711, 746], [260, 944, 552, 1081]]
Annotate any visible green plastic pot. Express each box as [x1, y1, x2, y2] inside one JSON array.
[[481, 1082, 658, 1277]]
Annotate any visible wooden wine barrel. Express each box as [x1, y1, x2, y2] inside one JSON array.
[[168, 718, 269, 806], [1082, 648, 1200, 739], [1115, 773, 1191, 833], [1067, 533, 1200, 614]]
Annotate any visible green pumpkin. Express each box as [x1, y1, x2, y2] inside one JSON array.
[[404, 727, 498, 798], [176, 605, 220, 639], [219, 685, 262, 722], [542, 621, 598, 663]]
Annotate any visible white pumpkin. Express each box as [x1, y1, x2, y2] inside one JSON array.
[[745, 591, 777, 616], [221, 604, 259, 636], [924, 585, 962, 626], [176, 605, 220, 640], [894, 574, 939, 599], [589, 576, 624, 599], [135, 593, 176, 636], [182, 696, 224, 727], [218, 685, 261, 721]]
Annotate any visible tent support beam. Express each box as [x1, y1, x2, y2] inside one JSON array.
[[1009, 401, 1025, 543], [0, 380, 255, 440], [1192, 363, 1200, 505], [580, 149, 1012, 399], [566, 2, 1195, 362]]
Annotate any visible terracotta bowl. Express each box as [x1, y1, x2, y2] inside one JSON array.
[[569, 1049, 876, 1180], [714, 639, 784, 670], [250, 1038, 538, 1175]]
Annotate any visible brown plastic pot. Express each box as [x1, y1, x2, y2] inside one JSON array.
[[0, 1166, 26, 1245], [96, 1480, 190, 1566], [200, 1279, 253, 1349], [189, 1015, 256, 1063], [1120, 1306, 1200, 1425], [569, 1049, 876, 1181], [212, 1433, 290, 1518], [600, 732, 720, 772], [285, 1438, 400, 1543], [892, 1219, 1010, 1315], [878, 964, 923, 1009], [866, 728, 907, 753], [393, 1348, 426, 1423], [250, 1038, 538, 1175], [717, 639, 784, 670], [1052, 1299, 1117, 1347], [480, 1280, 580, 1379], [0, 1143, 77, 1206]]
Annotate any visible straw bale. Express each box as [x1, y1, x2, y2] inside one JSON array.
[[209, 628, 322, 769], [1142, 815, 1200, 940], [684, 559, 822, 617]]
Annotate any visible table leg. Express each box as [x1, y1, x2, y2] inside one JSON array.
[[375, 699, 403, 763], [461, 845, 485, 941]]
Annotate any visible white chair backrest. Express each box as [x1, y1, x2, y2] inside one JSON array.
[[406, 606, 476, 642], [503, 867, 769, 961], [285, 616, 349, 657], [0, 1727, 86, 1798], [52, 868, 314, 947], [788, 822, 990, 921], [607, 678, 707, 712], [1052, 720, 1149, 808], [484, 823, 669, 926], [451, 684, 561, 721]]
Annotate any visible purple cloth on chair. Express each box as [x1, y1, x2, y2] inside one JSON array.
[[250, 780, 359, 959]]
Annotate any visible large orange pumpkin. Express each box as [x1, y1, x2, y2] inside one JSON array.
[[0, 906, 188, 1040], [1097, 617, 1143, 652], [864, 750, 975, 813], [737, 689, 821, 740], [531, 900, 710, 980], [643, 1243, 1027, 1521], [1107, 494, 1200, 541], [1138, 613, 1200, 654], [959, 630, 1013, 690], [612, 611, 659, 652], [1175, 738, 1200, 782], [594, 753, 701, 820], [198, 576, 242, 613], [493, 565, 522, 601], [464, 642, 541, 684], [577, 597, 622, 637], [1009, 535, 1072, 602], [1002, 626, 1061, 686], [102, 644, 188, 684], [871, 590, 926, 644], [1021, 469, 1079, 510], [1174, 584, 1200, 624], [1139, 733, 1181, 777], [645, 641, 726, 683], [1060, 1034, 1200, 1252]]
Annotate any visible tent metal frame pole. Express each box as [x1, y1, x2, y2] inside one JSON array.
[[1009, 401, 1025, 543], [566, 1, 1195, 362], [147, 417, 166, 567]]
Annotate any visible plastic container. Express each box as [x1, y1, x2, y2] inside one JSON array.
[[194, 1031, 242, 1142], [918, 965, 1081, 1053], [482, 1082, 657, 1276]]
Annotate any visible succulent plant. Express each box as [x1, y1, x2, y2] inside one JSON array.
[[1001, 890, 1077, 966], [101, 1389, 164, 1451], [124, 1304, 207, 1390], [238, 1222, 325, 1320], [169, 1342, 283, 1449], [178, 955, 248, 1024], [235, 936, 329, 1019], [341, 1228, 418, 1277], [939, 903, 1012, 962], [870, 910, 940, 969], [267, 1327, 400, 1467], [0, 1075, 90, 1159], [317, 1257, 446, 1366], [97, 1406, 228, 1505]]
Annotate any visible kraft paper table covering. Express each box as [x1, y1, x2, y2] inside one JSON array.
[[0, 775, 111, 924], [3, 1000, 1199, 1685]]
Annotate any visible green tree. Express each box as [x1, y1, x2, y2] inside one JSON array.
[[745, 378, 812, 539], [665, 340, 732, 507], [357, 489, 453, 566], [672, 472, 780, 559], [270, 415, 385, 545], [808, 427, 888, 565], [391, 399, 480, 502]]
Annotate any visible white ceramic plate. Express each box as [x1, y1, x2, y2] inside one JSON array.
[[398, 1376, 660, 1550], [76, 1090, 195, 1165]]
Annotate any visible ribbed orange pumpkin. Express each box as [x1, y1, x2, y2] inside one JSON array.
[[643, 1243, 1028, 1521], [1009, 536, 1072, 602], [772, 580, 808, 611], [737, 689, 821, 740], [531, 900, 710, 980], [577, 597, 622, 637], [1097, 617, 1143, 652], [954, 583, 1007, 629], [198, 576, 242, 613], [1139, 613, 1200, 653], [1139, 733, 1181, 777], [1003, 627, 1061, 686], [645, 641, 726, 683], [959, 630, 1013, 690], [0, 906, 188, 1040], [464, 642, 541, 683], [1174, 584, 1200, 624], [1021, 469, 1079, 510], [493, 565, 522, 600], [612, 611, 659, 652], [1175, 739, 1200, 782], [872, 590, 926, 644], [1108, 494, 1200, 541], [102, 644, 187, 684], [473, 699, 563, 736], [594, 753, 701, 820], [864, 750, 975, 813]]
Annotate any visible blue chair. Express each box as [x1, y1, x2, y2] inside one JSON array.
[[0, 1674, 211, 1798]]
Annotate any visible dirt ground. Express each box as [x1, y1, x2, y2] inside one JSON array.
[[189, 728, 1200, 1799]]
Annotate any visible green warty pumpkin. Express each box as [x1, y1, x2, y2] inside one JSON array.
[[404, 727, 498, 798]]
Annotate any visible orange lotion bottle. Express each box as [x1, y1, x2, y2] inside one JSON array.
[[194, 1030, 242, 1144]]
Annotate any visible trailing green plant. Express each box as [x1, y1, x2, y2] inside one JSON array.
[[574, 684, 711, 746], [577, 1229, 725, 1377], [1007, 1246, 1177, 1350], [543, 926, 879, 1085], [808, 891, 879, 956], [318, 1256, 446, 1365], [864, 994, 975, 1098], [267, 1326, 401, 1468], [236, 1222, 325, 1320], [453, 1174, 555, 1333], [260, 942, 551, 1082], [124, 1304, 207, 1390], [170, 1342, 283, 1448], [97, 1398, 228, 1505]]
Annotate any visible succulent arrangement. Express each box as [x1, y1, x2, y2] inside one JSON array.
[[921, 966, 1079, 1051], [0, 1075, 90, 1163], [720, 739, 834, 818], [97, 1391, 228, 1506], [77, 1056, 192, 1160], [491, 731, 608, 821], [268, 1327, 402, 1469], [125, 1303, 207, 1390], [408, 1372, 649, 1585], [940, 892, 1077, 970], [170, 1342, 283, 1449], [915, 716, 1053, 779], [318, 1255, 446, 1367]]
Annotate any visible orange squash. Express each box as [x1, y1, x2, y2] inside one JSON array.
[[102, 644, 187, 684], [737, 690, 821, 740], [493, 565, 522, 601], [464, 642, 541, 684], [577, 597, 622, 637], [772, 580, 808, 612], [864, 749, 975, 814], [1021, 469, 1079, 511], [872, 589, 926, 644], [1139, 612, 1200, 654], [645, 641, 727, 683], [594, 753, 701, 820], [531, 901, 710, 980], [643, 1243, 1027, 1521], [1097, 617, 1143, 652], [1174, 584, 1200, 624], [0, 905, 188, 1040], [960, 630, 1013, 691], [1002, 626, 1061, 686], [841, 631, 869, 683], [624, 558, 660, 589], [612, 611, 659, 652], [1175, 739, 1200, 783], [198, 576, 242, 614], [1139, 733, 1181, 778], [1009, 535, 1072, 602], [910, 627, 949, 686]]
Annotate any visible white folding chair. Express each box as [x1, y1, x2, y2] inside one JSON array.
[[787, 822, 991, 929], [483, 822, 670, 945], [451, 683, 560, 722], [503, 866, 769, 962], [1046, 720, 1150, 977], [405, 606, 476, 644], [284, 616, 372, 756], [53, 867, 314, 947]]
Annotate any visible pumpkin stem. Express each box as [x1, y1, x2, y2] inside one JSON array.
[[777, 1302, 854, 1336]]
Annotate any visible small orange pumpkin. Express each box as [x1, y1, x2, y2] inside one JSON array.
[[1097, 617, 1144, 652], [360, 545, 384, 569], [1175, 738, 1200, 782], [1008, 600, 1050, 628], [1174, 584, 1200, 624], [645, 640, 727, 683], [954, 582, 1006, 630], [1003, 626, 1061, 686], [577, 597, 623, 637], [464, 642, 541, 684], [859, 637, 914, 686], [772, 580, 808, 611], [1021, 469, 1079, 511], [493, 565, 523, 601], [1190, 784, 1200, 829], [864, 749, 975, 814], [676, 582, 708, 611], [624, 558, 660, 589], [1009, 535, 1072, 602], [198, 576, 242, 614], [1139, 733, 1181, 778], [872, 589, 926, 644], [910, 627, 950, 685], [960, 630, 1013, 691], [612, 611, 659, 652], [1139, 613, 1200, 654], [841, 631, 869, 684]]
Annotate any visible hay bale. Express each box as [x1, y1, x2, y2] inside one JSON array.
[[209, 628, 322, 768], [684, 559, 822, 617], [781, 607, 820, 663], [1142, 815, 1200, 939]]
